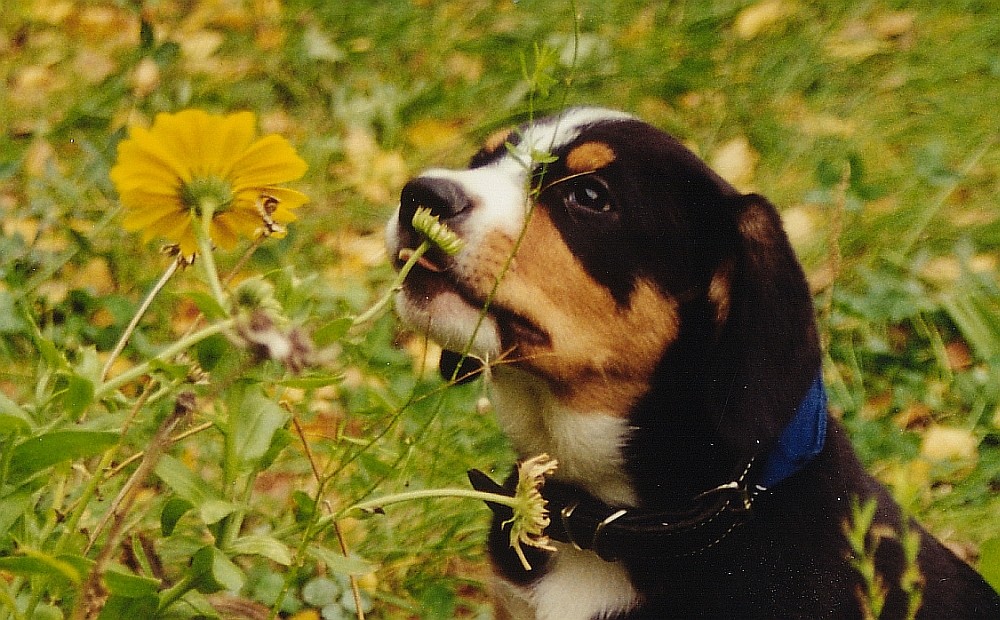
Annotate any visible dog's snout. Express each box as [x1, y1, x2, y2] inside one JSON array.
[[398, 176, 471, 229]]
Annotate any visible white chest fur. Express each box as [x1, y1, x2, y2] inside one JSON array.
[[490, 367, 639, 507], [495, 544, 641, 620], [489, 368, 642, 619]]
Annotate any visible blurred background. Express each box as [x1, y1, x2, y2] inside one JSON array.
[[1, 1, 998, 617]]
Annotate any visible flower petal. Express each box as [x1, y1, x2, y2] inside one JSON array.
[[111, 126, 192, 192], [230, 134, 308, 189], [210, 213, 242, 249]]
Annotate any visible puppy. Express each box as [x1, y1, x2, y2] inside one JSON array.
[[386, 108, 1000, 619]]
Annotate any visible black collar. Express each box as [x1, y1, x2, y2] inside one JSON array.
[[471, 375, 828, 562]]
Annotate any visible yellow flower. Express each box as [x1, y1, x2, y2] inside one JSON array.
[[507, 454, 558, 570], [110, 109, 308, 258]]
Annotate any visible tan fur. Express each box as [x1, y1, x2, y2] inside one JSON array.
[[462, 208, 679, 416], [565, 141, 616, 173], [708, 258, 733, 327], [482, 128, 515, 159]]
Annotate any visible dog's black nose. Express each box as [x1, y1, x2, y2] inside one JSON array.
[[398, 176, 472, 231]]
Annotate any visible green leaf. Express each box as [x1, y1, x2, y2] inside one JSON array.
[[301, 576, 341, 606], [313, 317, 353, 347], [99, 594, 159, 620], [184, 290, 228, 321], [190, 545, 245, 594], [418, 581, 457, 620], [195, 333, 231, 372], [8, 430, 119, 486], [941, 288, 1000, 362], [200, 499, 239, 525], [161, 497, 195, 536], [0, 550, 83, 583], [0, 391, 32, 429], [306, 544, 375, 577], [228, 534, 293, 566], [105, 569, 161, 598], [0, 488, 32, 534], [63, 373, 95, 420], [20, 305, 67, 370], [229, 384, 289, 467], [154, 455, 237, 525], [0, 413, 30, 436], [147, 358, 194, 381], [291, 490, 315, 523], [0, 290, 29, 334], [979, 536, 1000, 592]]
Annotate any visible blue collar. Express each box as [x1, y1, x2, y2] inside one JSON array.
[[754, 374, 828, 492]]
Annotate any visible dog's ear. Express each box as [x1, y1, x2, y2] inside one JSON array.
[[439, 349, 484, 385], [718, 193, 822, 444]]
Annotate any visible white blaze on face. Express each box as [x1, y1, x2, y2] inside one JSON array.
[[386, 108, 637, 363]]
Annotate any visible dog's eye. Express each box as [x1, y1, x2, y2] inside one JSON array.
[[562, 177, 613, 214]]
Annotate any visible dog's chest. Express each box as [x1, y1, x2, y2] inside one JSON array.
[[497, 544, 641, 620], [490, 369, 638, 507], [488, 370, 643, 618]]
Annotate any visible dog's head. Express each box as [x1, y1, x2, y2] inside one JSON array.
[[388, 108, 821, 503]]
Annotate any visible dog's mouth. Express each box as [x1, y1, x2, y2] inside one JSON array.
[[394, 245, 550, 351], [396, 246, 447, 274]]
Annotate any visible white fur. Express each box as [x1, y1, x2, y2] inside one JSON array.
[[532, 544, 641, 620], [489, 368, 643, 620], [491, 367, 638, 507], [388, 107, 643, 620], [386, 108, 635, 363], [497, 544, 641, 620]]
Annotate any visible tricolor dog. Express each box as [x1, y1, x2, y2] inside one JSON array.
[[386, 108, 1000, 619]]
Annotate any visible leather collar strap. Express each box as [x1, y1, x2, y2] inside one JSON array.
[[542, 375, 828, 561]]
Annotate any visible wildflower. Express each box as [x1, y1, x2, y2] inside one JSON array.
[[411, 206, 465, 255], [506, 454, 559, 570], [110, 109, 308, 258], [233, 309, 313, 374]]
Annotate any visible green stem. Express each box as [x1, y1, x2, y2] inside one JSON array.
[[351, 240, 430, 328], [195, 199, 228, 311], [157, 573, 196, 613], [94, 318, 235, 399], [351, 488, 520, 515], [101, 258, 180, 382]]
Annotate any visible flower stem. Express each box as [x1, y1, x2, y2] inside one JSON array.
[[195, 199, 228, 311], [101, 258, 181, 382], [350, 488, 520, 515], [94, 318, 235, 399], [351, 240, 430, 328]]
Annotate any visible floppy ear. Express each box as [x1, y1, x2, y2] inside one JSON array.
[[439, 349, 484, 385], [718, 193, 823, 446]]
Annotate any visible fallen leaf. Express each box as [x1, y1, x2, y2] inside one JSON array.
[[733, 0, 794, 40], [710, 136, 758, 189], [921, 425, 979, 462]]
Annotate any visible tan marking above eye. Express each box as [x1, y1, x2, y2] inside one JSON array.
[[565, 141, 616, 173], [482, 128, 514, 156]]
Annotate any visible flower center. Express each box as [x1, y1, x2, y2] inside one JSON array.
[[180, 175, 234, 216]]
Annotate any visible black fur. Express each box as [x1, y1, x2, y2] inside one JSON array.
[[421, 113, 1000, 618]]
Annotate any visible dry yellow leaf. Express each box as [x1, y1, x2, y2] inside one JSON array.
[[920, 425, 979, 463], [405, 118, 463, 151], [132, 57, 161, 97], [710, 136, 758, 189], [733, 0, 794, 40]]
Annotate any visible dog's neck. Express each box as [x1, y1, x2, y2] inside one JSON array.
[[489, 366, 639, 507]]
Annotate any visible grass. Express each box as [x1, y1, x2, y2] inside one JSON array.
[[1, 0, 998, 617]]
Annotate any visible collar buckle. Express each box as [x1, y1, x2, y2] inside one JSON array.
[[694, 480, 753, 512]]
